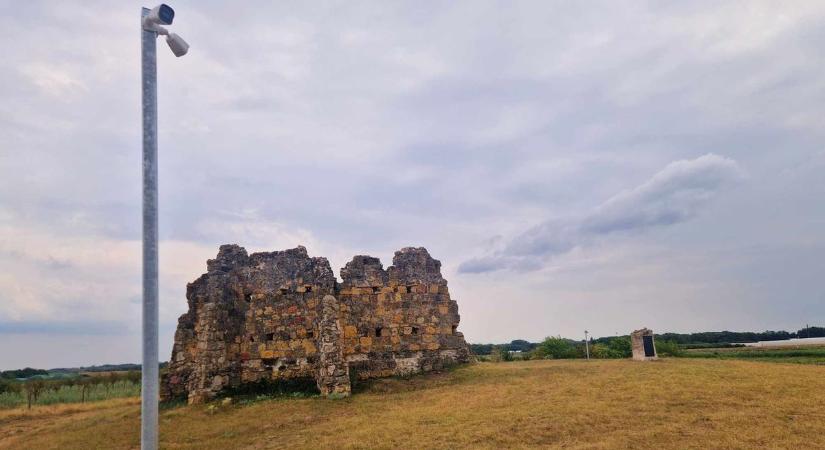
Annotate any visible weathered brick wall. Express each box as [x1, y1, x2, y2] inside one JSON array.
[[161, 245, 471, 404], [338, 250, 470, 380]]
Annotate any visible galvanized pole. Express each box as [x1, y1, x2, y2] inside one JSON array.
[[584, 330, 590, 360], [141, 7, 159, 450]]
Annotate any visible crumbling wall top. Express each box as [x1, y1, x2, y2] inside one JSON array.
[[388, 247, 445, 285], [203, 245, 445, 291], [205, 244, 336, 290], [207, 244, 249, 273], [340, 255, 389, 287]]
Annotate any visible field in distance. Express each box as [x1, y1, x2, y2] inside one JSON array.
[[685, 344, 825, 364], [2, 358, 824, 449]]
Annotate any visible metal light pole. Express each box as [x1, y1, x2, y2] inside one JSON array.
[[584, 330, 590, 360], [141, 5, 188, 450], [141, 8, 158, 447]]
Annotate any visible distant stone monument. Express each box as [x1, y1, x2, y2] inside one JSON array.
[[631, 328, 657, 361]]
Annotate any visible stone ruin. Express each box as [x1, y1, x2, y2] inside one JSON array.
[[631, 328, 658, 361], [161, 245, 472, 403]]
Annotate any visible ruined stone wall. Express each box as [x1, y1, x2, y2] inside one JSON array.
[[337, 250, 469, 380], [162, 245, 471, 404]]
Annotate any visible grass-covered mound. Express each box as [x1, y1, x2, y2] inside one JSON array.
[[2, 359, 825, 449]]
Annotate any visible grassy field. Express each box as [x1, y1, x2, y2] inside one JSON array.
[[1, 359, 824, 449], [0, 379, 140, 409], [684, 344, 825, 364]]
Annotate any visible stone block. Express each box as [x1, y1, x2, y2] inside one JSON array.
[[631, 328, 658, 361]]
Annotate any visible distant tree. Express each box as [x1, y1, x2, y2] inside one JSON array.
[[656, 330, 798, 345], [1, 367, 49, 380], [22, 380, 47, 409], [103, 373, 122, 394], [796, 326, 825, 339], [0, 379, 21, 395], [490, 345, 512, 362], [125, 371, 141, 384], [606, 337, 632, 358], [470, 343, 494, 355], [507, 340, 537, 353], [537, 337, 578, 359], [589, 343, 611, 359], [655, 340, 684, 357], [78, 378, 93, 403]]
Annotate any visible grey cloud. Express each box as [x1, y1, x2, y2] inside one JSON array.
[[2, 1, 825, 367], [459, 154, 743, 273]]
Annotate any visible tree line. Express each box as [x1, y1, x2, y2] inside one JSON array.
[[0, 371, 141, 409], [0, 367, 49, 379], [471, 326, 824, 355]]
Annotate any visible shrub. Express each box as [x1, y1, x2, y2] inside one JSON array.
[[606, 337, 632, 358], [0, 380, 20, 395], [537, 337, 578, 359], [490, 345, 513, 362], [655, 340, 684, 357], [589, 343, 612, 359]]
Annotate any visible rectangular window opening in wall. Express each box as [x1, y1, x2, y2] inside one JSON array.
[[372, 286, 379, 293], [375, 327, 383, 337], [451, 325, 457, 334], [406, 286, 413, 293], [306, 330, 314, 338], [249, 335, 255, 343], [266, 333, 275, 341], [412, 326, 419, 335], [245, 293, 252, 302], [305, 286, 312, 293]]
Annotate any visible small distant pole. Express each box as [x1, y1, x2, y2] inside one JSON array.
[[584, 330, 590, 360], [807, 324, 811, 339]]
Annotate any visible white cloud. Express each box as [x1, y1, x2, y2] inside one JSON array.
[[460, 154, 744, 273], [20, 64, 88, 97]]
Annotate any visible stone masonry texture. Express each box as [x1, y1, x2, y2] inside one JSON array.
[[161, 245, 472, 403], [631, 328, 657, 361]]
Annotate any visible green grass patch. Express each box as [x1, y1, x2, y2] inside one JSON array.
[[684, 347, 825, 364], [0, 380, 140, 409]]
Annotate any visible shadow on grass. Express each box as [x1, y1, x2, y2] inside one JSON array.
[[353, 361, 474, 395], [160, 378, 321, 410]]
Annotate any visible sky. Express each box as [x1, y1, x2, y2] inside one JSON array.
[[1, 1, 824, 370]]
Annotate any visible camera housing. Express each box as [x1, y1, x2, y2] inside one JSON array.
[[166, 33, 189, 57], [146, 4, 174, 26], [143, 4, 188, 57]]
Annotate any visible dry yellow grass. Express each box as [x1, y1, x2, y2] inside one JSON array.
[[2, 359, 824, 449]]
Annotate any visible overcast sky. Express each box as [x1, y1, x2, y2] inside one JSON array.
[[2, 1, 824, 370]]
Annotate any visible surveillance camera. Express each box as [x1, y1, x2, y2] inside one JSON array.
[[166, 33, 189, 57], [146, 4, 175, 26]]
